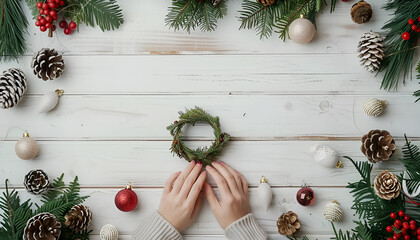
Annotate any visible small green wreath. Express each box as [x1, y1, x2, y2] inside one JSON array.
[[167, 107, 230, 166]]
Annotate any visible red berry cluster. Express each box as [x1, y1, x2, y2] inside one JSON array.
[[386, 211, 420, 240], [59, 20, 77, 35], [35, 0, 77, 36], [402, 16, 420, 41]]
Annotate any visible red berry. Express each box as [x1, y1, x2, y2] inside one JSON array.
[[410, 220, 416, 225], [404, 235, 410, 240], [408, 19, 414, 25], [35, 20, 41, 26], [219, 138, 223, 142], [40, 18, 46, 25], [64, 27, 72, 35], [45, 16, 52, 23], [37, 2, 42, 8], [417, 228, 420, 235], [40, 26, 47, 32], [416, 28, 420, 33], [48, 2, 55, 9], [391, 212, 398, 219], [55, 0, 60, 3], [412, 25, 418, 30], [401, 228, 407, 234], [52, 24, 56, 31], [387, 238, 392, 240], [68, 21, 77, 30], [174, 121, 178, 124], [402, 32, 411, 40], [42, 3, 49, 9], [404, 215, 410, 221], [174, 140, 178, 144], [37, 15, 43, 20], [59, 20, 67, 28], [47, 0, 54, 3], [417, 236, 420, 240], [418, 16, 420, 21], [395, 220, 403, 228], [39, 8, 43, 14], [393, 235, 399, 240], [45, 22, 52, 28], [387, 226, 393, 232], [411, 224, 417, 230], [49, 10, 57, 17], [43, 9, 49, 15], [399, 211, 405, 217], [403, 222, 410, 230], [52, 15, 58, 20], [59, 0, 64, 6]]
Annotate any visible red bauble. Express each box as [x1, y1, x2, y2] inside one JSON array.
[[115, 184, 138, 212], [296, 186, 315, 206], [402, 32, 411, 40]]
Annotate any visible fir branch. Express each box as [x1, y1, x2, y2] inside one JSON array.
[[399, 135, 420, 194], [41, 173, 66, 204], [0, 0, 28, 61], [24, 0, 39, 19], [238, 0, 278, 39], [414, 61, 420, 102]]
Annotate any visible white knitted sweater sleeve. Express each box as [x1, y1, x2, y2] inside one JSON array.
[[224, 213, 268, 240]]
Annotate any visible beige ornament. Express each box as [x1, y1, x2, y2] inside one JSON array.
[[363, 98, 387, 117], [288, 15, 315, 44], [38, 89, 64, 113], [374, 170, 401, 200], [277, 211, 301, 236], [311, 144, 343, 168], [323, 201, 343, 222], [257, 176, 272, 211], [100, 224, 119, 240], [15, 132, 39, 160]]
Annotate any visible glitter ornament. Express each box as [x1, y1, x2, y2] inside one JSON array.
[[363, 98, 387, 117], [296, 184, 315, 206], [100, 224, 119, 240], [15, 131, 39, 160], [115, 183, 138, 212], [311, 144, 342, 168], [288, 15, 315, 44], [38, 89, 64, 113], [323, 201, 343, 222], [257, 176, 272, 211]]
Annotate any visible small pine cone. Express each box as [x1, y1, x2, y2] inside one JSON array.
[[277, 211, 301, 236], [210, 0, 221, 6], [351, 1, 372, 24], [358, 31, 384, 72], [257, 0, 276, 6], [0, 68, 27, 109], [24, 212, 61, 240], [361, 130, 396, 163], [374, 170, 401, 200], [65, 204, 93, 232], [31, 48, 65, 81], [24, 169, 50, 195]]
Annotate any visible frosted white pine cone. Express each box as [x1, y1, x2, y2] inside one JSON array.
[[357, 31, 384, 72]]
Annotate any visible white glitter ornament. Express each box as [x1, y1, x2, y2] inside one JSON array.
[[100, 224, 119, 240], [363, 98, 387, 117], [38, 89, 64, 113], [323, 201, 343, 222], [15, 132, 39, 160], [257, 176, 272, 211], [288, 15, 316, 44], [311, 144, 342, 168]]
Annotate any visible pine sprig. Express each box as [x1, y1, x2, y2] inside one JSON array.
[[414, 61, 420, 102], [0, 0, 28, 61]]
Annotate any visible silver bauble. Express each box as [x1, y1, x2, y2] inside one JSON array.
[[311, 144, 342, 168], [289, 17, 316, 44], [15, 132, 39, 160], [100, 224, 119, 240]]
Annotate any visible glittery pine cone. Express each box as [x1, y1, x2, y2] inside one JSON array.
[[277, 211, 301, 236], [374, 170, 401, 200], [24, 169, 50, 195], [0, 68, 27, 109], [257, 0, 276, 6], [23, 212, 61, 240], [31, 48, 65, 81], [351, 1, 372, 24], [358, 31, 385, 72], [361, 130, 396, 163], [64, 204, 92, 232]]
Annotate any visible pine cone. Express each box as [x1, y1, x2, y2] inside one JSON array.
[[374, 170, 401, 200], [277, 211, 301, 236], [24, 212, 61, 240], [31, 48, 65, 81], [210, 0, 221, 6], [257, 0, 276, 6], [361, 130, 396, 163], [24, 169, 50, 195], [64, 204, 93, 232], [0, 68, 27, 109], [358, 31, 384, 72], [351, 1, 372, 24]]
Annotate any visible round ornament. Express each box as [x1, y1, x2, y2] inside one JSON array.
[[38, 89, 64, 113], [296, 184, 315, 206], [288, 16, 315, 44], [115, 183, 138, 212], [323, 201, 343, 222], [363, 98, 387, 117], [167, 107, 230, 166], [100, 224, 119, 240], [15, 132, 39, 160], [311, 144, 342, 168], [257, 176, 272, 211]]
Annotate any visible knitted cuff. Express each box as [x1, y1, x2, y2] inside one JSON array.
[[131, 211, 183, 240], [224, 213, 268, 240]]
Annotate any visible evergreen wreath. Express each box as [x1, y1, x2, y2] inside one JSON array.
[[167, 107, 230, 166], [0, 174, 91, 240]]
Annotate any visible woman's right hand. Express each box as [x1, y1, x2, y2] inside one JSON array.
[[204, 162, 250, 230]]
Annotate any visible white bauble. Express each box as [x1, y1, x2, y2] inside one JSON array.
[[289, 17, 315, 44], [323, 201, 343, 222], [38, 89, 63, 113], [100, 224, 119, 240], [257, 176, 272, 211], [15, 132, 38, 160], [363, 98, 387, 117], [311, 144, 342, 168]]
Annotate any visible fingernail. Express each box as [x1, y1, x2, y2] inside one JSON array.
[[206, 165, 213, 170]]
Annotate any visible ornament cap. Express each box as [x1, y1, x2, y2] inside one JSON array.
[[260, 176, 268, 183], [125, 183, 132, 190], [55, 89, 64, 97], [335, 160, 344, 168], [332, 200, 339, 204], [23, 131, 30, 138]]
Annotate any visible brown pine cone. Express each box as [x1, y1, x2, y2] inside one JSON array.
[[351, 1, 372, 24], [23, 212, 61, 240], [64, 204, 92, 232], [361, 130, 396, 163], [257, 0, 276, 6], [31, 48, 65, 81], [23, 169, 50, 195], [0, 68, 27, 109], [277, 211, 301, 236], [374, 170, 401, 200]]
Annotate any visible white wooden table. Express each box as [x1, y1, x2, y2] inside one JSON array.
[[1, 1, 419, 239]]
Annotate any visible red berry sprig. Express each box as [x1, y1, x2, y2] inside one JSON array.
[[387, 211, 420, 239], [402, 16, 420, 40], [35, 0, 80, 36]]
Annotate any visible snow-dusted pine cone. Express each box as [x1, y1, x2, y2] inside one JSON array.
[[31, 48, 65, 81], [374, 170, 401, 200], [358, 31, 384, 72], [277, 211, 301, 236], [24, 169, 50, 195], [64, 204, 93, 232], [0, 68, 27, 109], [257, 0, 276, 6], [23, 212, 61, 240], [361, 130, 396, 163]]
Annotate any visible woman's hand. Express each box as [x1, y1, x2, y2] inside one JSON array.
[[158, 161, 206, 232], [204, 162, 250, 230]]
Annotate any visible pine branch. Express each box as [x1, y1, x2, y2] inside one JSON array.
[[414, 61, 420, 102], [0, 0, 28, 61], [41, 173, 66, 204], [24, 0, 39, 19], [238, 0, 278, 39], [399, 135, 420, 195]]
